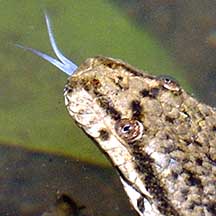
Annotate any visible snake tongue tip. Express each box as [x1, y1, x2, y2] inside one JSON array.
[[16, 11, 78, 76]]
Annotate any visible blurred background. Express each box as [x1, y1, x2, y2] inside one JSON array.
[[0, 0, 216, 215]]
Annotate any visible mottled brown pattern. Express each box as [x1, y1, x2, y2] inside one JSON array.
[[65, 56, 216, 216]]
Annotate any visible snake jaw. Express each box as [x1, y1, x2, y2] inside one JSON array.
[[16, 12, 78, 76]]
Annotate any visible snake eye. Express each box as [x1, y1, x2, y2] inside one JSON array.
[[122, 124, 132, 133], [115, 119, 144, 143], [163, 77, 172, 84], [158, 75, 180, 91]]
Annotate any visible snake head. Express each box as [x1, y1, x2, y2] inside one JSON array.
[[16, 12, 78, 76]]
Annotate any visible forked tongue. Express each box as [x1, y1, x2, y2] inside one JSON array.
[[16, 12, 78, 76]]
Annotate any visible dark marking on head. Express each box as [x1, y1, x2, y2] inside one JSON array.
[[165, 134, 171, 140], [212, 126, 216, 132], [99, 129, 110, 141], [140, 89, 150, 97], [93, 90, 103, 97], [197, 126, 202, 132], [197, 110, 207, 120], [195, 158, 203, 166], [113, 78, 125, 90], [91, 78, 101, 88], [176, 146, 185, 153], [150, 88, 160, 98], [188, 202, 195, 210], [165, 116, 175, 124], [193, 140, 203, 147], [184, 139, 192, 146], [107, 106, 121, 120], [184, 169, 203, 188], [171, 171, 178, 180], [131, 100, 142, 119], [132, 149, 180, 216], [140, 88, 160, 98], [117, 76, 123, 81], [115, 76, 125, 90], [97, 97, 121, 120], [137, 197, 145, 213], [106, 62, 115, 69]]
